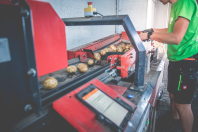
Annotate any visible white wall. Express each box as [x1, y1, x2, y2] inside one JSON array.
[[146, 0, 156, 29], [118, 0, 148, 32], [40, 0, 116, 50], [39, 0, 170, 50], [154, 1, 171, 29]]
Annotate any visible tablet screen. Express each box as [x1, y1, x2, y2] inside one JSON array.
[[82, 88, 128, 126]]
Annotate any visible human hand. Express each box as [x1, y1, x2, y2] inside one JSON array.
[[139, 32, 148, 41]]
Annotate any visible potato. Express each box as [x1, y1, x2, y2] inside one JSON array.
[[126, 44, 131, 49], [100, 50, 106, 56], [108, 48, 114, 52], [88, 59, 94, 65], [94, 53, 101, 61], [117, 46, 123, 52], [120, 43, 126, 47], [120, 43, 127, 49], [119, 45, 126, 50], [66, 65, 77, 73], [43, 77, 58, 89], [130, 46, 133, 50], [104, 48, 109, 52], [77, 63, 88, 72], [115, 46, 119, 50], [124, 49, 129, 53], [109, 45, 117, 52]]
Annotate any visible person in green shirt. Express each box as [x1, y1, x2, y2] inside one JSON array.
[[139, 0, 198, 132]]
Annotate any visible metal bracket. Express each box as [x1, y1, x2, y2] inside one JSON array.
[[107, 55, 122, 69], [75, 51, 94, 62]]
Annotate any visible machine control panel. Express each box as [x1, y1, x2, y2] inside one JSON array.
[[76, 84, 135, 132]]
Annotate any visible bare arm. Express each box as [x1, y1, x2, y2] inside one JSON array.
[[139, 17, 189, 45], [153, 28, 168, 33]]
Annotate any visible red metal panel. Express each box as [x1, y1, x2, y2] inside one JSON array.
[[107, 55, 122, 69], [121, 31, 141, 41], [67, 51, 75, 60], [67, 34, 121, 60], [0, 0, 17, 5], [53, 79, 137, 132], [106, 49, 136, 78], [75, 51, 94, 62], [121, 31, 140, 78], [117, 49, 136, 78], [26, 0, 68, 77], [121, 32, 129, 41]]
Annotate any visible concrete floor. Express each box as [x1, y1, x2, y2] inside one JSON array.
[[155, 57, 198, 132]]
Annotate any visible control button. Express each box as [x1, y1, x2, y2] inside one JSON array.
[[128, 95, 133, 99]]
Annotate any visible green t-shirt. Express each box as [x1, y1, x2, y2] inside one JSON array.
[[167, 0, 198, 61]]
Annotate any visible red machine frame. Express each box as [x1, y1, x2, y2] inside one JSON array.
[[0, 0, 164, 132], [67, 32, 138, 78], [67, 34, 121, 60], [53, 78, 137, 132], [25, 0, 68, 77]]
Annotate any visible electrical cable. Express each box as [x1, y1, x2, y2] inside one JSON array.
[[93, 11, 104, 17]]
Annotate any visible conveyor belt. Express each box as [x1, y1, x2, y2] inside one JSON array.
[[39, 42, 134, 107], [39, 42, 132, 92], [39, 59, 107, 94], [40, 63, 110, 106]]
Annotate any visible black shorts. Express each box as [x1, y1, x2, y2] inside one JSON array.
[[167, 59, 198, 104]]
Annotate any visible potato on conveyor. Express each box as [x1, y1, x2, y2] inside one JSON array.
[[130, 46, 133, 50], [78, 63, 88, 72], [107, 48, 114, 52], [104, 48, 109, 52], [94, 53, 101, 61], [120, 43, 126, 47], [126, 44, 131, 49], [117, 46, 123, 52], [119, 45, 126, 50], [109, 45, 117, 52], [66, 65, 77, 73], [124, 49, 129, 53], [88, 59, 94, 65], [100, 50, 106, 56], [43, 77, 58, 89]]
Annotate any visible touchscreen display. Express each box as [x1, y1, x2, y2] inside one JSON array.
[[82, 88, 128, 126]]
